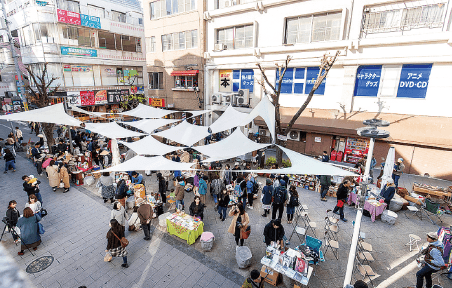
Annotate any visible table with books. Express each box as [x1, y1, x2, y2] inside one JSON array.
[[260, 246, 313, 286], [166, 212, 204, 245]]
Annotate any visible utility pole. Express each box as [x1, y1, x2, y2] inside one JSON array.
[[1, 0, 26, 106]]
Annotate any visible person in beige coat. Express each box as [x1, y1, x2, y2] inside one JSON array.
[[228, 203, 250, 247], [46, 160, 59, 192], [58, 163, 70, 193]]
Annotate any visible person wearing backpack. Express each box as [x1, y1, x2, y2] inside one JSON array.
[[115, 179, 128, 208], [261, 179, 273, 217], [236, 175, 247, 208], [246, 175, 254, 210], [272, 180, 288, 220], [286, 185, 299, 224]]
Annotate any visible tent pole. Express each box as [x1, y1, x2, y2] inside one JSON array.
[[343, 209, 363, 287], [62, 98, 74, 154], [363, 137, 375, 184]]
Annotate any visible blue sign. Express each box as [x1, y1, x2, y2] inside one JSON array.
[[294, 68, 305, 94], [81, 14, 101, 29], [397, 64, 432, 98], [240, 69, 254, 92], [276, 68, 293, 94], [354, 65, 382, 97], [61, 46, 97, 57], [305, 67, 325, 95], [233, 70, 240, 92]]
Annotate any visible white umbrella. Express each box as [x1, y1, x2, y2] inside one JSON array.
[[381, 147, 395, 188]]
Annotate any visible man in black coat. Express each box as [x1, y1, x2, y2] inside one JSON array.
[[333, 179, 351, 222], [157, 173, 167, 203], [380, 179, 396, 207], [263, 219, 285, 247]]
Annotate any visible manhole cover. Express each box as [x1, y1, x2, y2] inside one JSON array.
[[26, 256, 54, 273]]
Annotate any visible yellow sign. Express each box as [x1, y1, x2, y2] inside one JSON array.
[[219, 69, 232, 92]]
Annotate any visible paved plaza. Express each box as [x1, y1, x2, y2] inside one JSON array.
[[0, 121, 451, 288]]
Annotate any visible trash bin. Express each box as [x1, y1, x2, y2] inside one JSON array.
[[200, 232, 215, 251], [236, 246, 252, 268]]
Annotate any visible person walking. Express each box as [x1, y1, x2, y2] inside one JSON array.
[[16, 207, 42, 255], [217, 188, 230, 221], [58, 163, 70, 193], [3, 148, 16, 173], [321, 151, 329, 162], [246, 174, 255, 210], [261, 179, 273, 217], [211, 171, 224, 210], [137, 198, 152, 240], [380, 179, 396, 207], [320, 175, 332, 202], [22, 175, 43, 205], [111, 202, 127, 231], [272, 180, 288, 220], [222, 164, 232, 185], [189, 196, 205, 220], [228, 202, 249, 247], [98, 172, 115, 203], [157, 173, 166, 204], [115, 179, 128, 208], [46, 160, 59, 192], [198, 175, 208, 205], [31, 143, 44, 175], [24, 194, 41, 216], [174, 177, 185, 210], [15, 127, 23, 145], [6, 200, 21, 244], [333, 179, 351, 222], [286, 186, 299, 224], [232, 162, 241, 182], [415, 232, 445, 288], [193, 171, 200, 194], [392, 158, 405, 188], [105, 219, 129, 268]]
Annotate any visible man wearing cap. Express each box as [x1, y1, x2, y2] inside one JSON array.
[[137, 198, 153, 241], [415, 232, 445, 288], [380, 179, 396, 207], [392, 158, 405, 188]]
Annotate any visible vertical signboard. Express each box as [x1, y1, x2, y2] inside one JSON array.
[[219, 70, 232, 92], [240, 69, 254, 93], [397, 64, 432, 98], [354, 65, 382, 97]]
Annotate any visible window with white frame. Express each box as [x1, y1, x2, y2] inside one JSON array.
[[62, 25, 78, 40], [149, 72, 163, 89], [161, 30, 197, 51], [150, 0, 196, 20], [56, 0, 80, 13], [174, 75, 197, 89], [217, 0, 255, 9], [217, 24, 253, 49], [111, 10, 126, 23], [146, 37, 156, 52], [87, 4, 105, 18], [362, 2, 446, 35], [285, 12, 342, 44]]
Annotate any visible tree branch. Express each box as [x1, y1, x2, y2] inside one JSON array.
[[256, 63, 277, 99]]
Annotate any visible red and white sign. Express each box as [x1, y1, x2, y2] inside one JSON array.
[[57, 9, 81, 25], [80, 91, 95, 106], [149, 98, 165, 107]]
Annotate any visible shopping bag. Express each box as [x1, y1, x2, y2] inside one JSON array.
[[240, 226, 251, 240], [13, 226, 20, 236], [37, 223, 45, 234], [337, 199, 345, 208], [104, 252, 112, 262]]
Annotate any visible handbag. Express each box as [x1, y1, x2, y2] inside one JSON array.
[[337, 199, 345, 208], [40, 208, 47, 217], [37, 222, 45, 234], [240, 226, 251, 240], [104, 252, 112, 262], [112, 231, 129, 248], [128, 215, 139, 231]]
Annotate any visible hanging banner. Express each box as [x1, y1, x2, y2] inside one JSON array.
[[219, 70, 232, 92], [61, 47, 97, 57], [354, 65, 382, 97], [107, 89, 129, 104], [94, 90, 107, 105], [149, 98, 165, 107], [137, 86, 144, 94], [80, 14, 101, 29], [240, 69, 254, 93], [57, 9, 81, 25], [397, 64, 432, 99], [80, 91, 95, 106], [67, 91, 81, 106]]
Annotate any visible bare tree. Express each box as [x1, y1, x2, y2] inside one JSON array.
[[257, 51, 340, 166], [25, 62, 59, 147]]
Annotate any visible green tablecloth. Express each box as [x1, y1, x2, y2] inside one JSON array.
[[166, 219, 204, 245]]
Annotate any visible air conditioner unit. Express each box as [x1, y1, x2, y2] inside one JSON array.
[[235, 89, 249, 106], [214, 43, 226, 51], [259, 129, 268, 136], [211, 94, 222, 104], [288, 130, 300, 141], [222, 94, 232, 105]]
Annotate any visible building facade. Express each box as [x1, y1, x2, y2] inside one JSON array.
[[3, 0, 146, 116], [205, 0, 452, 180], [143, 0, 205, 112]]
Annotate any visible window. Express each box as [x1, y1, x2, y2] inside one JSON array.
[[161, 30, 197, 51], [217, 25, 253, 49], [22, 25, 34, 46], [122, 36, 140, 52], [362, 3, 445, 35], [138, 18, 143, 25], [78, 28, 94, 47], [57, 0, 80, 13], [98, 31, 115, 50], [175, 75, 197, 89], [276, 67, 326, 95], [146, 37, 156, 52], [87, 4, 105, 18], [150, 0, 196, 19], [217, 0, 255, 9], [149, 72, 163, 89], [63, 25, 78, 40], [285, 12, 341, 44], [112, 10, 126, 23]]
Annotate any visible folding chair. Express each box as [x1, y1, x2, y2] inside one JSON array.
[[324, 210, 339, 241], [405, 234, 422, 252], [299, 212, 316, 237], [323, 231, 339, 260], [358, 239, 373, 252], [289, 208, 307, 244], [356, 259, 376, 287], [421, 199, 444, 225]]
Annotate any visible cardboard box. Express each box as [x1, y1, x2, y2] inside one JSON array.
[[261, 265, 281, 286], [294, 285, 302, 288]]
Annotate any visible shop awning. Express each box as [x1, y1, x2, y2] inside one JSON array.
[[170, 70, 199, 76]]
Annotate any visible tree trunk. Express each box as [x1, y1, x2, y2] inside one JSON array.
[[42, 123, 55, 148]]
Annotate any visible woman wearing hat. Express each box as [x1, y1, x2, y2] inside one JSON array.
[[415, 232, 445, 288]]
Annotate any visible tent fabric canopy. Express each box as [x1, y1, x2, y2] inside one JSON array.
[[153, 121, 210, 147], [98, 155, 194, 172], [0, 103, 82, 126], [121, 119, 181, 134], [85, 122, 146, 139], [70, 106, 108, 118], [209, 105, 249, 134], [119, 103, 175, 119], [241, 96, 276, 142], [197, 129, 270, 161], [119, 136, 182, 156], [185, 110, 211, 118]]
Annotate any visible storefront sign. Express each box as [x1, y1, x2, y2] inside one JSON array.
[[81, 14, 101, 29], [35, 0, 48, 6], [354, 65, 382, 97], [305, 67, 326, 95], [149, 98, 165, 107], [277, 68, 294, 94], [57, 9, 81, 26], [240, 69, 254, 93], [397, 64, 432, 99], [61, 47, 97, 57], [63, 65, 71, 72], [67, 91, 81, 106], [80, 91, 95, 106], [219, 70, 232, 93], [314, 137, 322, 143], [71, 65, 91, 72], [137, 86, 144, 93], [107, 89, 129, 104], [94, 90, 107, 105], [277, 134, 287, 141]]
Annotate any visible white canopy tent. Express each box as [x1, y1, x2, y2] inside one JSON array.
[[119, 136, 182, 156], [153, 121, 210, 147], [120, 119, 180, 134], [197, 129, 270, 161], [85, 122, 146, 139], [209, 105, 249, 134], [185, 110, 211, 118], [98, 155, 195, 172], [70, 106, 108, 118], [241, 96, 276, 142], [0, 103, 82, 126], [119, 103, 175, 119]]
